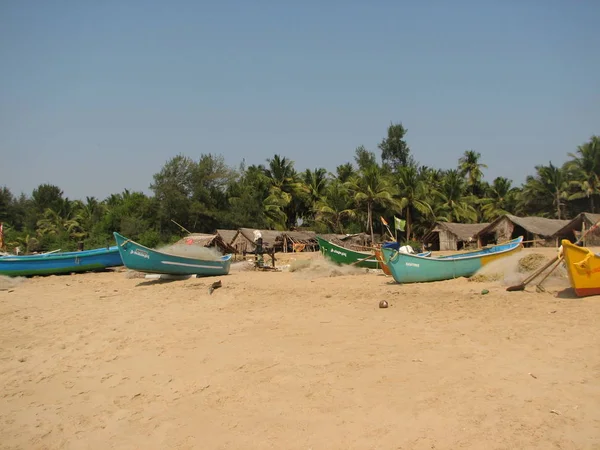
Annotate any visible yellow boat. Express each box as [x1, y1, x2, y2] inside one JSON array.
[[561, 239, 600, 297]]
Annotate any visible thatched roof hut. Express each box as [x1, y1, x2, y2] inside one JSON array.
[[552, 212, 600, 246], [216, 229, 239, 246], [174, 233, 236, 254], [475, 214, 569, 247], [233, 228, 285, 254], [280, 230, 318, 252], [318, 233, 372, 251], [423, 222, 489, 251]]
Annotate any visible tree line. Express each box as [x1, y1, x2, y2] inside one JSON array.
[[1, 123, 598, 253]]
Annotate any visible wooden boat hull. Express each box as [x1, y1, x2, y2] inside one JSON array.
[[374, 248, 392, 275], [375, 247, 432, 275], [381, 236, 524, 283], [0, 246, 123, 277], [561, 239, 600, 297], [114, 232, 232, 276]]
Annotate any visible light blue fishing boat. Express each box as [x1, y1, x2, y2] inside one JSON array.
[[113, 232, 232, 276], [0, 246, 123, 277], [317, 236, 431, 270], [381, 236, 524, 283]]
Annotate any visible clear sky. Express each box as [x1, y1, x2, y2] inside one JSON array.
[[1, 0, 598, 200]]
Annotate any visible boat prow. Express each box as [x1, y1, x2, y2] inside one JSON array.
[[381, 236, 524, 283], [561, 239, 600, 297], [113, 232, 232, 277]]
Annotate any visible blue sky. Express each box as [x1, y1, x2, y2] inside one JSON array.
[[1, 0, 598, 200]]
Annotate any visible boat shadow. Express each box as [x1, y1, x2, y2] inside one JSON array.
[[135, 277, 192, 287], [135, 275, 191, 287], [555, 287, 579, 299]]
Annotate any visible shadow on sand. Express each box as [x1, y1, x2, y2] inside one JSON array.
[[135, 275, 192, 287], [555, 287, 580, 299]]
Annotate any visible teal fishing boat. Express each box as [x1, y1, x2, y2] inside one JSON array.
[[113, 232, 232, 276], [381, 236, 524, 283], [0, 246, 123, 277]]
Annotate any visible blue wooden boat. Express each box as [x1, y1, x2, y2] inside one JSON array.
[[0, 246, 123, 277], [381, 236, 524, 283], [113, 232, 232, 276]]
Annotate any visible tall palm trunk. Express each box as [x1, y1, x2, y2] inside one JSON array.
[[405, 207, 412, 242], [367, 201, 374, 245]]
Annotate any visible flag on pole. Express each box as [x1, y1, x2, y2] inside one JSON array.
[[380, 216, 388, 226], [394, 216, 406, 231], [0, 222, 4, 249]]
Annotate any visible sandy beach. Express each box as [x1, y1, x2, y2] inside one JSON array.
[[1, 248, 599, 449]]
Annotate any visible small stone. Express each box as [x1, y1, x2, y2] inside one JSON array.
[[481, 289, 489, 295], [379, 300, 389, 308]]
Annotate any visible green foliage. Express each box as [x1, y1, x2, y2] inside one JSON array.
[[1, 133, 598, 254], [379, 122, 413, 171]]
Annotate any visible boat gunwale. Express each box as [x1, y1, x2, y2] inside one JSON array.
[[383, 236, 524, 263], [316, 236, 373, 256], [0, 246, 119, 262], [114, 232, 232, 264]]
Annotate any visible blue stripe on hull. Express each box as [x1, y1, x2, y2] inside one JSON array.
[[0, 247, 123, 277]]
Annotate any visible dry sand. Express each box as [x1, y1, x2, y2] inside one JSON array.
[[1, 248, 600, 449]]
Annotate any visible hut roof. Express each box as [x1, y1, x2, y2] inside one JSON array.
[[175, 233, 236, 254], [216, 229, 239, 245], [238, 228, 284, 248], [281, 230, 317, 244], [317, 233, 372, 250], [423, 222, 489, 242], [552, 212, 600, 238], [477, 214, 569, 238]]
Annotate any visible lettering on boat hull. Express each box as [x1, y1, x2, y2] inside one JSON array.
[[130, 249, 150, 260], [330, 248, 347, 258], [405, 262, 420, 267]]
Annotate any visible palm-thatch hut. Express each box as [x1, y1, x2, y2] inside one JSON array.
[[475, 214, 570, 247], [318, 233, 372, 251], [174, 233, 237, 254], [422, 222, 490, 251], [552, 212, 600, 246], [216, 229, 239, 246], [280, 230, 318, 252], [233, 228, 285, 254]]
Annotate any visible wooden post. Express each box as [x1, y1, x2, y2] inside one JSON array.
[[582, 222, 587, 247]]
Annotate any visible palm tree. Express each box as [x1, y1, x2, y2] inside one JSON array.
[[394, 165, 434, 241], [78, 197, 106, 232], [336, 163, 356, 183], [458, 150, 488, 195], [36, 208, 63, 237], [262, 194, 288, 231], [314, 179, 356, 233], [302, 168, 329, 223], [264, 155, 304, 228], [520, 162, 568, 219], [479, 177, 518, 221], [8, 233, 39, 254], [566, 136, 600, 213], [435, 170, 478, 223], [345, 165, 399, 244], [37, 207, 85, 241]]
